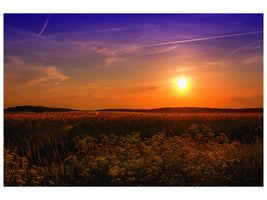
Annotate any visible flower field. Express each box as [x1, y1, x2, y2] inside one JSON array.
[[4, 111, 263, 186]]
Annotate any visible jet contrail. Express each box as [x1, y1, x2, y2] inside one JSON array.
[[37, 16, 51, 38], [138, 30, 263, 48]]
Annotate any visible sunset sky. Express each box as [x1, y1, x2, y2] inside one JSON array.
[[4, 14, 263, 110]]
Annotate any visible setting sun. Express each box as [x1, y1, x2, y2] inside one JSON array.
[[177, 78, 187, 89]]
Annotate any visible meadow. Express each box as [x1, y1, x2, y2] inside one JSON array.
[[4, 111, 263, 186]]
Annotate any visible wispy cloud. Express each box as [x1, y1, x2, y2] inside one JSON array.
[[144, 45, 178, 56], [93, 27, 125, 32], [170, 66, 196, 73], [169, 61, 227, 74], [44, 66, 68, 81], [243, 54, 263, 64], [21, 66, 68, 88], [148, 86, 158, 90], [105, 57, 119, 66], [91, 46, 119, 67], [92, 46, 115, 55], [5, 63, 68, 89], [7, 26, 38, 37], [37, 16, 51, 38], [135, 31, 263, 49], [224, 40, 263, 59], [93, 23, 156, 33], [4, 55, 24, 66], [118, 84, 160, 93], [5, 25, 54, 45]]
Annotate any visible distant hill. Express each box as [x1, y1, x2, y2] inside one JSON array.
[[4, 106, 263, 113], [98, 107, 263, 113], [4, 106, 77, 113]]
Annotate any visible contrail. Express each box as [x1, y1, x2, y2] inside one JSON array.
[[138, 31, 263, 48], [37, 16, 51, 38]]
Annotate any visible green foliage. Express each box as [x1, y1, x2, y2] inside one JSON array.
[[4, 112, 263, 186]]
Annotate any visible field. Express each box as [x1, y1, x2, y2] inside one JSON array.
[[4, 111, 263, 186]]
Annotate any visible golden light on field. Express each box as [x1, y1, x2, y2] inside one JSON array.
[[177, 78, 187, 89]]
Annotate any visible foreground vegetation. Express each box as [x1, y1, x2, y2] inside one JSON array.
[[4, 112, 263, 186]]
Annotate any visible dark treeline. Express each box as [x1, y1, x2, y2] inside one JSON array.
[[4, 106, 76, 113], [4, 106, 263, 113]]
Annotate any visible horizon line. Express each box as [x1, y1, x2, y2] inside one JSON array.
[[4, 105, 263, 111]]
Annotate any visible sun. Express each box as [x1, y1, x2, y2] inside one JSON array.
[[177, 78, 187, 89]]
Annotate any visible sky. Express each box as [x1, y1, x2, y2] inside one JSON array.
[[4, 14, 263, 110]]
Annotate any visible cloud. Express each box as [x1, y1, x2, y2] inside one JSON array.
[[126, 85, 159, 93], [243, 54, 263, 64], [20, 66, 68, 87], [5, 62, 68, 89], [105, 57, 119, 66], [44, 66, 68, 81], [224, 40, 263, 59], [93, 27, 125, 32], [169, 61, 227, 77], [4, 55, 24, 66], [113, 31, 262, 58], [128, 31, 263, 50], [93, 23, 156, 33], [7, 26, 38, 38], [5, 26, 52, 45], [143, 45, 178, 56], [92, 46, 114, 55], [37, 16, 51, 38], [170, 66, 196, 73], [148, 86, 158, 90]]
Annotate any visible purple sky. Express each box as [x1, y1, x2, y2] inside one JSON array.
[[4, 14, 263, 109]]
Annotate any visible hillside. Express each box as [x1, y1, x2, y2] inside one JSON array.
[[4, 106, 263, 113], [4, 106, 76, 113]]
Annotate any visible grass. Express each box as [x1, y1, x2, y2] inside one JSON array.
[[4, 111, 263, 186]]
